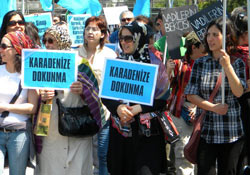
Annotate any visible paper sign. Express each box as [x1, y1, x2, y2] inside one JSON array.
[[162, 5, 198, 59], [67, 14, 91, 47], [100, 58, 159, 106], [103, 6, 128, 25], [24, 13, 52, 41], [105, 43, 117, 52], [21, 49, 77, 90], [188, 1, 223, 42]]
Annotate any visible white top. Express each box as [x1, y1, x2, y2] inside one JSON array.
[[0, 65, 29, 125], [77, 45, 117, 121]]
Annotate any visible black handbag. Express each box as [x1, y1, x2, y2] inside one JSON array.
[[56, 98, 99, 137]]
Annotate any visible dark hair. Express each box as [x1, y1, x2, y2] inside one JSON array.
[[25, 22, 40, 46], [135, 15, 153, 28], [84, 16, 107, 49], [204, 17, 236, 55], [231, 6, 247, 22], [155, 12, 163, 23], [233, 13, 248, 38], [53, 14, 62, 23], [0, 10, 25, 41], [185, 42, 201, 62]]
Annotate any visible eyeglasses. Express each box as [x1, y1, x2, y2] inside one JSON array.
[[0, 43, 13, 50], [156, 23, 161, 26], [121, 18, 133, 22], [119, 35, 134, 43], [85, 27, 100, 32], [8, 20, 25, 27], [42, 37, 54, 45]]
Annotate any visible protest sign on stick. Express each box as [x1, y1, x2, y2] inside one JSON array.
[[162, 5, 197, 59], [188, 1, 223, 42], [67, 14, 90, 47], [103, 6, 128, 25], [24, 13, 52, 42], [100, 58, 158, 106], [21, 49, 77, 90]]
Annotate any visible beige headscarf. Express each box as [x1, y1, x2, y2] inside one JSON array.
[[43, 24, 72, 50]]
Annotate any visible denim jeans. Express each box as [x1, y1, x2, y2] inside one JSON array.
[[0, 130, 30, 175], [98, 120, 110, 175]]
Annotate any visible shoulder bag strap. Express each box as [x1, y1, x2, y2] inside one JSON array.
[[0, 81, 23, 118], [196, 73, 222, 124]]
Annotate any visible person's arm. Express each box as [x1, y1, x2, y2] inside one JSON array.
[[0, 89, 39, 115], [187, 94, 228, 115], [219, 49, 244, 97]]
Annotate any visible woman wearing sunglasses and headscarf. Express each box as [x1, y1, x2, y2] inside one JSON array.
[[0, 31, 38, 175], [102, 21, 170, 175], [35, 24, 104, 175]]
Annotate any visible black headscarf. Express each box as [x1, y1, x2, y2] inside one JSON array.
[[118, 21, 152, 63]]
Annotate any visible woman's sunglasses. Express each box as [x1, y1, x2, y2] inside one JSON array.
[[0, 43, 13, 50], [42, 38, 54, 45], [119, 35, 134, 43], [8, 20, 25, 27]]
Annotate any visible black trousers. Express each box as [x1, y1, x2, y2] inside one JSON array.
[[197, 137, 244, 175]]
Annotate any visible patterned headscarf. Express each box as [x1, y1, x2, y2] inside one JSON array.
[[118, 21, 152, 63], [5, 31, 34, 55], [44, 24, 72, 50]]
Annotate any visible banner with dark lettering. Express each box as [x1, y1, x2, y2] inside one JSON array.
[[24, 13, 52, 43], [100, 58, 158, 106], [67, 14, 91, 47], [21, 49, 77, 89], [162, 5, 198, 59], [188, 1, 223, 42]]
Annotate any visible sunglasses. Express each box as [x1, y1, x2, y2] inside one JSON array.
[[121, 18, 133, 22], [0, 43, 13, 50], [42, 37, 54, 44], [119, 35, 134, 43], [8, 20, 25, 27]]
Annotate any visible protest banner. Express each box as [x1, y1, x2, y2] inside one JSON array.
[[188, 1, 223, 42], [100, 58, 158, 106], [103, 6, 128, 25], [105, 43, 117, 52], [24, 13, 52, 41], [21, 49, 77, 90], [67, 14, 90, 47], [162, 5, 197, 59]]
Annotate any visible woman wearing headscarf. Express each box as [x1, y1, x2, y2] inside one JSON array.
[[102, 21, 169, 175], [0, 31, 38, 175], [35, 24, 104, 175]]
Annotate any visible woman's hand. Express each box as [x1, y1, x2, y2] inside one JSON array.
[[117, 104, 134, 125], [39, 89, 55, 101], [166, 59, 175, 77], [219, 49, 231, 69], [212, 103, 228, 115], [70, 81, 83, 95]]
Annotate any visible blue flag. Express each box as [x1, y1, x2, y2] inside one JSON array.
[[57, 0, 102, 16], [0, 0, 16, 27], [133, 0, 150, 17], [40, 0, 53, 11]]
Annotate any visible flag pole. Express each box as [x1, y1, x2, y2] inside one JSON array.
[[22, 0, 25, 14], [247, 0, 250, 79], [221, 0, 227, 104]]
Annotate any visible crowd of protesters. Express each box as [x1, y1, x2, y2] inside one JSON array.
[[0, 4, 249, 175]]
